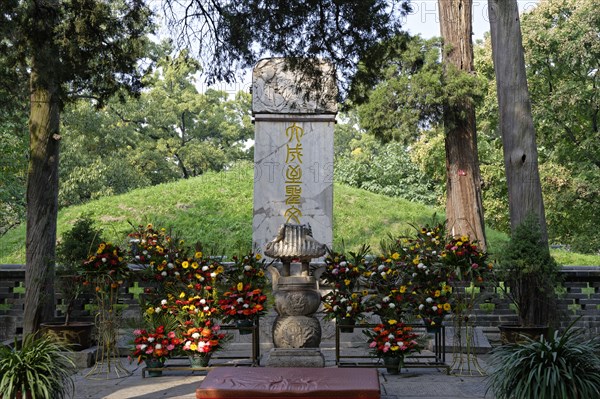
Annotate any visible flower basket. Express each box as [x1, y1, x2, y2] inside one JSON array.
[[188, 353, 211, 368], [144, 358, 164, 377]]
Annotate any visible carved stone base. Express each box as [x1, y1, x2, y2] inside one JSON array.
[[264, 348, 325, 368], [272, 316, 321, 348]]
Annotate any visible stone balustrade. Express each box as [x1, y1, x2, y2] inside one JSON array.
[[1, 264, 599, 341]]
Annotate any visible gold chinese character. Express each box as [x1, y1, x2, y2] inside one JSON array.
[[285, 206, 302, 224], [285, 165, 302, 183], [285, 185, 302, 205], [285, 122, 304, 143], [285, 143, 304, 164]]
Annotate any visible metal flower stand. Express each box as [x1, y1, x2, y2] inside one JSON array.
[[86, 282, 131, 379], [450, 285, 486, 376]]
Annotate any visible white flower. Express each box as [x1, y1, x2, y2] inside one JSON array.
[[147, 337, 155, 343], [418, 304, 425, 310], [198, 342, 206, 348], [143, 250, 148, 255], [398, 341, 404, 347], [384, 342, 391, 347], [340, 297, 348, 303], [382, 296, 390, 303], [346, 306, 353, 312], [203, 306, 210, 311], [244, 265, 252, 271], [340, 261, 347, 267], [102, 258, 107, 263], [381, 272, 387, 278], [167, 262, 174, 269], [237, 298, 244, 303], [426, 297, 433, 303], [332, 269, 339, 275], [388, 334, 395, 339], [333, 305, 339, 311], [192, 332, 200, 339], [389, 303, 396, 309], [418, 263, 426, 269], [243, 304, 249, 308], [202, 266, 209, 272], [161, 271, 167, 277], [161, 299, 168, 306], [140, 344, 147, 350], [174, 271, 180, 276], [427, 232, 432, 236], [210, 272, 217, 278], [135, 255, 140, 260], [199, 299, 206, 305], [432, 306, 438, 311], [432, 251, 437, 255], [155, 344, 162, 350], [378, 264, 386, 271], [154, 307, 161, 313], [412, 273, 417, 277]]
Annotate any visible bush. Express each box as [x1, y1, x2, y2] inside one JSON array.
[[486, 321, 600, 399]]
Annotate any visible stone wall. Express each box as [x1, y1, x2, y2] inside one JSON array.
[[1, 264, 599, 341]]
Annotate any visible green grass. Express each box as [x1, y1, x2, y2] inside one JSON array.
[[1, 162, 598, 265]]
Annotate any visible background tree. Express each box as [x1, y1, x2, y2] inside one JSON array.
[[488, 0, 548, 245], [438, 0, 487, 249], [2, 0, 153, 334]]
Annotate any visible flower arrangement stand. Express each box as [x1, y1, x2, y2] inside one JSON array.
[[335, 323, 450, 374], [196, 367, 381, 399]]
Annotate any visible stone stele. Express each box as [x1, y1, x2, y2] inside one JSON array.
[[252, 57, 337, 257]]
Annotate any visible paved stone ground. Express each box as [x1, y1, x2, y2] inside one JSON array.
[[70, 350, 494, 399]]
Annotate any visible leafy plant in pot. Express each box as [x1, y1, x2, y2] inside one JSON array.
[[493, 214, 560, 343], [41, 215, 103, 350], [486, 319, 600, 398], [0, 334, 76, 399]]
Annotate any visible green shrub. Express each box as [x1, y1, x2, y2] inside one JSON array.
[[486, 321, 600, 399], [0, 334, 75, 398]]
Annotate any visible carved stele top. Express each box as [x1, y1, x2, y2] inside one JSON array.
[[252, 58, 338, 114], [264, 223, 327, 261]]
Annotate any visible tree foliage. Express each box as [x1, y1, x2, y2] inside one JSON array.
[[59, 45, 253, 207], [163, 0, 411, 94]]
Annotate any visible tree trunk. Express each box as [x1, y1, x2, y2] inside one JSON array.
[[438, 0, 487, 250], [488, 0, 548, 245], [23, 1, 61, 335]]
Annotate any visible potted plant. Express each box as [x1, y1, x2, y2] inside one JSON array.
[[180, 319, 231, 367], [218, 253, 269, 334], [493, 214, 561, 343], [41, 214, 103, 350], [0, 334, 75, 398], [363, 319, 421, 375], [486, 320, 600, 398], [130, 324, 180, 377]]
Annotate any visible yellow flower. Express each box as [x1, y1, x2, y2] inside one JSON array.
[[461, 235, 469, 242], [344, 279, 351, 286], [443, 303, 451, 311], [255, 254, 262, 260], [191, 262, 199, 269], [257, 270, 264, 277], [195, 274, 202, 280], [390, 346, 399, 351], [237, 282, 244, 291], [388, 319, 398, 325], [147, 224, 153, 229], [190, 343, 198, 351], [182, 261, 189, 269], [351, 293, 358, 300], [216, 266, 224, 274], [157, 264, 165, 271], [146, 307, 154, 315], [399, 285, 407, 293], [391, 252, 400, 260], [362, 290, 369, 296], [179, 292, 186, 298], [435, 290, 441, 297], [195, 251, 203, 259], [457, 241, 463, 246]]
